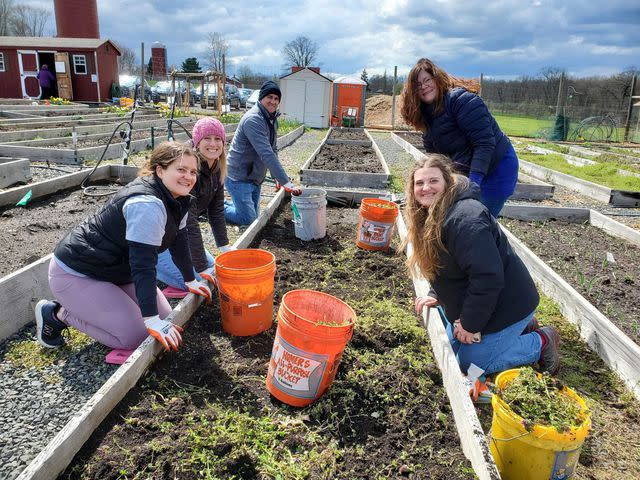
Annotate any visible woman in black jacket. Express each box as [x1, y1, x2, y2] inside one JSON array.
[[401, 58, 519, 217], [405, 154, 560, 375], [156, 117, 232, 298], [35, 142, 212, 353]]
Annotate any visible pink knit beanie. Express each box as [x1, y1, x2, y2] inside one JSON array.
[[192, 117, 226, 148]]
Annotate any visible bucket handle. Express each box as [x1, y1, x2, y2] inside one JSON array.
[[213, 277, 273, 309], [291, 203, 302, 225], [489, 430, 532, 442]]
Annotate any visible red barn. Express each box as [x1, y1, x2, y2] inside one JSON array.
[[0, 36, 120, 102]]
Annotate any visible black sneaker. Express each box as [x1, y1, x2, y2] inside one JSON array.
[[35, 300, 67, 348], [522, 316, 540, 334], [538, 326, 561, 374]]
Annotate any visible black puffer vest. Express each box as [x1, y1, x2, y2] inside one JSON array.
[[54, 175, 191, 284]]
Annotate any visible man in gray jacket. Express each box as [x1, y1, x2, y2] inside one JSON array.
[[224, 80, 301, 225]]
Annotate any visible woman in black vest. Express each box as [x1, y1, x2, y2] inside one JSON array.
[[35, 142, 212, 353]]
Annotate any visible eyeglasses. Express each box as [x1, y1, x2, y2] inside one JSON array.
[[415, 77, 435, 90]]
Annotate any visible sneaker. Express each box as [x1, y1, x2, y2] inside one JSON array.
[[162, 286, 188, 299], [522, 316, 540, 334], [35, 300, 67, 348], [538, 326, 561, 374]]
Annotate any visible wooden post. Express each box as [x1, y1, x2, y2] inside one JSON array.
[[222, 54, 226, 110], [623, 75, 637, 143], [185, 78, 190, 111], [200, 73, 206, 109], [555, 72, 566, 116], [217, 76, 222, 114], [170, 72, 176, 105], [140, 42, 144, 103], [391, 66, 397, 130], [479, 73, 483, 97]]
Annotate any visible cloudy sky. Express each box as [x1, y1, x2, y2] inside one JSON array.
[[31, 0, 640, 79]]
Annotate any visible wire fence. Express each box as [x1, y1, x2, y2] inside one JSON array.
[[481, 74, 639, 143]]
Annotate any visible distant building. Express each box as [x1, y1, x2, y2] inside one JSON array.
[[0, 0, 121, 102], [151, 42, 167, 80]]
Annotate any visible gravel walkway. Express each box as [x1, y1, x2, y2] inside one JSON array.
[[0, 327, 116, 479]]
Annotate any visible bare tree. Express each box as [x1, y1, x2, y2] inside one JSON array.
[[0, 0, 14, 36], [10, 4, 50, 36], [117, 44, 138, 74], [206, 32, 228, 73], [282, 36, 318, 68]]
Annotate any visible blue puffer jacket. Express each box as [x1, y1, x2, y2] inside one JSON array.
[[421, 88, 511, 177]]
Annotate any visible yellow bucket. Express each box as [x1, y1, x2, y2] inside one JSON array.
[[490, 369, 591, 480]]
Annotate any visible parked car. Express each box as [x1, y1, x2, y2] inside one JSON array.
[[151, 80, 198, 105], [206, 83, 241, 109], [245, 89, 260, 109], [239, 88, 253, 107], [118, 75, 152, 102]]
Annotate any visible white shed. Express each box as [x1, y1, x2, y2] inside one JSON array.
[[279, 67, 333, 128]]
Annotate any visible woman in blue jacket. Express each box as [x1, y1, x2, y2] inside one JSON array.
[[401, 58, 518, 216], [405, 154, 560, 375]]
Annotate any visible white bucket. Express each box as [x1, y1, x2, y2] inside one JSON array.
[[291, 188, 327, 241]]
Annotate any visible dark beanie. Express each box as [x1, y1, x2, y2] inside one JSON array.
[[258, 80, 281, 101]]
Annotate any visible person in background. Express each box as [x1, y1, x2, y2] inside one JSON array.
[[35, 142, 212, 353], [401, 58, 519, 217], [157, 117, 233, 298], [37, 64, 56, 100], [224, 80, 301, 225], [406, 154, 560, 375]]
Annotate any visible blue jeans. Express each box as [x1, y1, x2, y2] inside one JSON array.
[[479, 143, 519, 217], [224, 178, 261, 225], [156, 249, 214, 290], [443, 310, 541, 375]]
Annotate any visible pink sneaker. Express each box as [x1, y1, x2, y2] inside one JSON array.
[[162, 286, 189, 299], [105, 349, 135, 365]]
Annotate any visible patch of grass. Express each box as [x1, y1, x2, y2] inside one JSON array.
[[278, 119, 302, 136], [519, 150, 640, 191], [4, 328, 93, 372], [389, 163, 411, 193], [493, 113, 554, 138], [186, 405, 335, 479]]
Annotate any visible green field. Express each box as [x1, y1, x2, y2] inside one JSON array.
[[518, 151, 640, 191], [493, 114, 554, 138]]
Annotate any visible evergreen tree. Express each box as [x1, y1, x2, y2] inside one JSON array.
[[361, 69, 369, 91], [147, 58, 153, 76], [181, 57, 202, 73]]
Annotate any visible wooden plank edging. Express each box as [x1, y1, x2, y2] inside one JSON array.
[[395, 213, 501, 480], [276, 124, 304, 150], [501, 225, 640, 399], [17, 185, 286, 480]]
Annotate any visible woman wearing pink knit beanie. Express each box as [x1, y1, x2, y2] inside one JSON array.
[[156, 117, 233, 298]]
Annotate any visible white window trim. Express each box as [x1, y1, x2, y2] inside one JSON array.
[[0, 53, 5, 72], [73, 54, 87, 75]]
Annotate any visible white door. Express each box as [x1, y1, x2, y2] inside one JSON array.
[[286, 80, 306, 123], [304, 80, 326, 128], [18, 50, 41, 98]]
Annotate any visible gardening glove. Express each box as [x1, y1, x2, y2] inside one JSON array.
[[185, 279, 212, 301], [144, 315, 183, 351], [219, 244, 233, 253], [198, 266, 216, 285], [275, 179, 302, 196]]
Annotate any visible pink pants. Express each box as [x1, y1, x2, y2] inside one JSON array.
[[48, 258, 172, 349]]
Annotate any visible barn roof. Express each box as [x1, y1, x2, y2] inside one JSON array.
[[0, 36, 121, 55]]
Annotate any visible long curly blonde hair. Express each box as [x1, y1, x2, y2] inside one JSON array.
[[403, 154, 470, 281], [400, 58, 480, 133]]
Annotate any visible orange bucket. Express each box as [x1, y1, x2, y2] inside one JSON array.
[[355, 198, 399, 251], [214, 249, 276, 336], [266, 290, 356, 407]]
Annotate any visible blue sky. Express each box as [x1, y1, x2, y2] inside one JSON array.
[[28, 0, 640, 79]]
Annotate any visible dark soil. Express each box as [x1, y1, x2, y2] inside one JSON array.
[[329, 129, 369, 141], [0, 188, 111, 277], [64, 205, 473, 479], [502, 219, 640, 344], [43, 130, 163, 149], [396, 132, 424, 151], [310, 144, 382, 173]]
